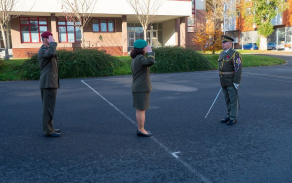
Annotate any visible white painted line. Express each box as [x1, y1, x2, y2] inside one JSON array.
[[171, 151, 180, 158], [81, 80, 212, 183], [81, 80, 137, 127], [81, 71, 218, 82], [244, 72, 292, 79], [244, 75, 292, 82]]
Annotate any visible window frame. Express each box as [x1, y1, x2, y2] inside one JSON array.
[[57, 18, 81, 43], [19, 17, 48, 43], [92, 18, 115, 33], [187, 0, 195, 32]]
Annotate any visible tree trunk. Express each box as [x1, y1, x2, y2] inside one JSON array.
[[4, 28, 10, 60], [259, 36, 267, 50], [212, 34, 215, 54], [81, 27, 85, 48], [143, 28, 147, 41], [0, 24, 9, 60], [150, 25, 153, 47]]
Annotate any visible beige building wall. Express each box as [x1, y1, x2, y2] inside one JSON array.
[[79, 18, 123, 47], [180, 18, 186, 47], [10, 16, 124, 58], [163, 19, 177, 46]]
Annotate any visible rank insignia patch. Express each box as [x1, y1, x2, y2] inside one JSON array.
[[234, 57, 241, 72]]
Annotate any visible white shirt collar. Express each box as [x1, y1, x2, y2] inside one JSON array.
[[225, 48, 231, 53]]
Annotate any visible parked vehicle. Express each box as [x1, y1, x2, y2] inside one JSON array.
[[267, 42, 277, 50], [243, 43, 258, 50], [267, 42, 285, 50], [276, 43, 285, 50]]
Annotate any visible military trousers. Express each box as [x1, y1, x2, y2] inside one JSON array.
[[41, 88, 57, 135], [222, 86, 239, 121]]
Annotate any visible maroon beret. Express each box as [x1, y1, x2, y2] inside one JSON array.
[[41, 31, 53, 38]]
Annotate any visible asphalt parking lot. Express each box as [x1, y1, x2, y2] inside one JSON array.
[[1, 54, 292, 183]]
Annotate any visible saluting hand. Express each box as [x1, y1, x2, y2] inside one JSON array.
[[145, 45, 152, 53], [47, 35, 55, 43]]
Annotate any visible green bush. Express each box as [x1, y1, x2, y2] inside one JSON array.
[[19, 55, 39, 80], [151, 47, 214, 73], [57, 49, 117, 78], [0, 59, 4, 71], [112, 56, 132, 75], [19, 49, 120, 80]]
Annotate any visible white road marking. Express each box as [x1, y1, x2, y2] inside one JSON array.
[[244, 74, 292, 82], [81, 80, 212, 183], [171, 151, 180, 158]]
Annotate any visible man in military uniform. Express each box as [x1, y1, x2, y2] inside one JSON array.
[[218, 35, 242, 125], [38, 31, 61, 137]]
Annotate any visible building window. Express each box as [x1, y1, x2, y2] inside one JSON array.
[[20, 17, 48, 43], [146, 23, 163, 47], [187, 0, 195, 32], [195, 0, 206, 10], [58, 18, 81, 42], [127, 23, 163, 52], [188, 0, 206, 32], [93, 19, 115, 32]]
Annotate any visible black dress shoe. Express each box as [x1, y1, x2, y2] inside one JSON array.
[[54, 129, 61, 133], [45, 132, 61, 137], [226, 120, 237, 126], [137, 130, 152, 137], [220, 117, 230, 123]]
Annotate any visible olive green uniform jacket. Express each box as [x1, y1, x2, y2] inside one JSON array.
[[38, 42, 59, 89], [218, 48, 242, 87], [131, 52, 155, 93]]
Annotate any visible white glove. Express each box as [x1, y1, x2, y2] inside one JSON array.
[[233, 83, 239, 89]]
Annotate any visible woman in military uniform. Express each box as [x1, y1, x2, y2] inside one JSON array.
[[130, 39, 155, 137], [218, 35, 242, 125]]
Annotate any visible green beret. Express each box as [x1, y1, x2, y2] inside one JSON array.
[[222, 35, 234, 43], [133, 39, 147, 48]]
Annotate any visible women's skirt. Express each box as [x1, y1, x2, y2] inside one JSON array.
[[132, 92, 150, 110]]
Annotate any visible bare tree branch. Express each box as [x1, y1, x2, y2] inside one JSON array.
[[126, 0, 165, 42], [0, 0, 35, 60], [57, 0, 98, 48]]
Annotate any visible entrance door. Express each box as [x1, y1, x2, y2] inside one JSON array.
[[128, 30, 135, 52], [147, 30, 158, 47]]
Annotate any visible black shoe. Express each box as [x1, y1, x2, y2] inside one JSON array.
[[137, 130, 152, 137], [45, 132, 61, 137], [220, 117, 230, 123], [226, 120, 237, 126], [54, 129, 61, 133]]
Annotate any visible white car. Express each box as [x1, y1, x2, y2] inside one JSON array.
[[267, 42, 285, 50], [276, 44, 285, 50]]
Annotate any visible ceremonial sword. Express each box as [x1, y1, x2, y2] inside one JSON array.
[[205, 88, 222, 119]]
